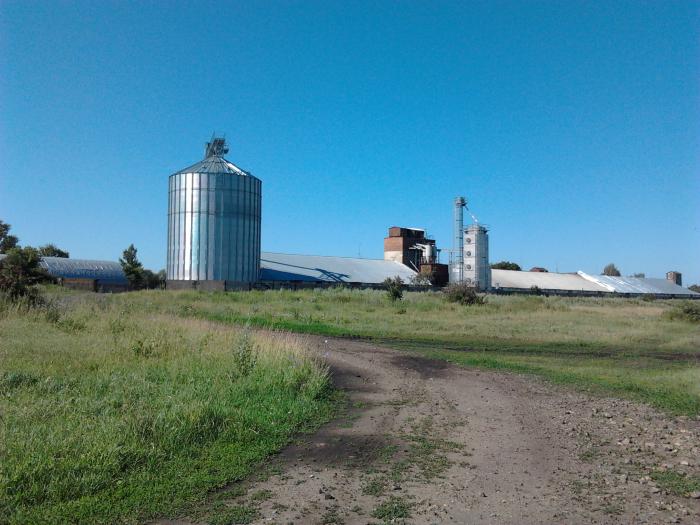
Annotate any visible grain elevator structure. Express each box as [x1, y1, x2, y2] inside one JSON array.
[[450, 196, 491, 291], [166, 138, 262, 289]]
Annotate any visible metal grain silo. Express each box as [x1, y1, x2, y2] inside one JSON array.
[[167, 138, 261, 287]]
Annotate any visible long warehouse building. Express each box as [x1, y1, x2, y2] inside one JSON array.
[[2, 252, 697, 297]]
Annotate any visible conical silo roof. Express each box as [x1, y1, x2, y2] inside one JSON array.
[[173, 156, 251, 176], [172, 138, 252, 176]]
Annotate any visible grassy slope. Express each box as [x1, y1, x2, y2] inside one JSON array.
[[0, 296, 336, 524], [124, 288, 700, 416]]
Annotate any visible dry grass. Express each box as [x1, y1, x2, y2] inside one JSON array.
[[116, 288, 700, 415]]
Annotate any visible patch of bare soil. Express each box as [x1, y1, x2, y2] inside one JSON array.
[[162, 337, 700, 525]]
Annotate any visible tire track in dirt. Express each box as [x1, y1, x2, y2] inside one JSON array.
[[161, 337, 700, 525]]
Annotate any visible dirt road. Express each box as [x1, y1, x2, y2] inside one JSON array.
[[171, 337, 700, 524]]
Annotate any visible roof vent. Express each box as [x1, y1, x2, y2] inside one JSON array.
[[204, 137, 228, 158]]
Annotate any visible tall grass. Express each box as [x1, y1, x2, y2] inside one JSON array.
[[0, 296, 334, 524], [120, 288, 700, 355], [118, 288, 700, 415]]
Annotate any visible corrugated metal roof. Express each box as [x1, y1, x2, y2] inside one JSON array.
[[489, 269, 699, 296], [260, 252, 417, 284], [578, 273, 699, 296], [0, 254, 127, 283], [491, 269, 608, 292], [173, 156, 250, 176], [38, 257, 127, 283]]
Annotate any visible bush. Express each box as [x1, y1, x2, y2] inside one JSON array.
[[530, 285, 542, 296], [666, 302, 700, 323], [443, 283, 486, 306], [409, 272, 432, 286], [383, 276, 404, 302]]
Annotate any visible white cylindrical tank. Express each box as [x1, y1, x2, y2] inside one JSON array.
[[463, 224, 490, 291], [167, 139, 262, 284]]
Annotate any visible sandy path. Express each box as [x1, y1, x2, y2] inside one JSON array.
[[163, 337, 700, 525]]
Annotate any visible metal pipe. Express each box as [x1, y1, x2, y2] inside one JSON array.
[[453, 196, 466, 283]]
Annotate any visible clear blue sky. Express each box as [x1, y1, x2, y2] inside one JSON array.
[[1, 1, 698, 283]]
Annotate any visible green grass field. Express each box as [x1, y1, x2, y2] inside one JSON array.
[[0, 294, 335, 524], [2, 287, 699, 524], [119, 287, 700, 416]]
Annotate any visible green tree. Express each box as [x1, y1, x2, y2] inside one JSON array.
[[689, 284, 700, 293], [38, 244, 70, 258], [602, 263, 621, 276], [490, 261, 521, 271], [143, 268, 166, 290], [0, 220, 19, 253], [119, 244, 144, 290], [0, 246, 50, 302]]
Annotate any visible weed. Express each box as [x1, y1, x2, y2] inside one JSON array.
[[406, 435, 452, 480], [130, 337, 158, 357], [601, 502, 623, 515], [378, 444, 399, 462], [43, 304, 62, 323], [250, 489, 273, 502], [108, 315, 128, 335], [570, 479, 587, 495], [362, 477, 387, 496], [388, 418, 461, 481], [371, 496, 412, 522], [578, 447, 599, 462], [321, 504, 344, 524], [389, 459, 411, 482], [0, 370, 40, 393], [231, 330, 257, 377], [650, 470, 700, 496], [208, 504, 258, 525], [215, 484, 247, 500], [56, 316, 87, 333]]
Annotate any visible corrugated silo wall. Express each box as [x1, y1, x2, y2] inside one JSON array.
[[167, 171, 262, 284]]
